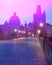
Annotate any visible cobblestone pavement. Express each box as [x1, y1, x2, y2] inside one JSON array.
[[0, 38, 49, 65]]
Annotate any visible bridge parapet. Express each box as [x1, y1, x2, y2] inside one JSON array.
[[39, 37, 52, 65]]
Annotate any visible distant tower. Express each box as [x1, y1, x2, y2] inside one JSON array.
[[33, 4, 46, 37], [36, 5, 41, 14]]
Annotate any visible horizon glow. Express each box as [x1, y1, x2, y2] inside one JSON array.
[[0, 0, 52, 25]]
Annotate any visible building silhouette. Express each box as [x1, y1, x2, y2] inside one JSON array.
[[46, 23, 52, 37], [9, 12, 20, 33], [33, 5, 46, 37], [0, 5, 51, 39]]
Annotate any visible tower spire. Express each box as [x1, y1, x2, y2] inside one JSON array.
[[36, 5, 41, 14], [36, 0, 41, 14]]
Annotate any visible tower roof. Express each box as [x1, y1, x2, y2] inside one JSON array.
[[36, 5, 41, 14], [9, 12, 20, 25], [9, 13, 20, 22]]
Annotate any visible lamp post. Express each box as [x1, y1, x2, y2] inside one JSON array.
[[21, 31, 24, 34], [39, 22, 43, 27], [14, 29, 17, 32], [23, 31, 26, 34], [14, 29, 17, 38], [37, 29, 41, 37], [32, 33, 34, 37], [28, 32, 31, 35], [18, 30, 21, 33], [39, 22, 44, 37]]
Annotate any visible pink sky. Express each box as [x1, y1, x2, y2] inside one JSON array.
[[0, 0, 52, 24]]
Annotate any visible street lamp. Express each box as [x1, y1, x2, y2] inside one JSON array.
[[32, 33, 34, 37], [14, 29, 17, 32], [23, 31, 26, 34], [28, 32, 31, 35], [37, 29, 41, 34], [18, 30, 21, 33], [39, 22, 43, 27], [37, 29, 41, 37], [21, 31, 24, 34]]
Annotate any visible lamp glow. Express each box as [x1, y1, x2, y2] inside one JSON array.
[[18, 30, 21, 33], [37, 30, 41, 34], [23, 31, 26, 34], [28, 32, 31, 35], [32, 34, 34, 37], [21, 31, 24, 33], [14, 29, 17, 32], [39, 23, 43, 27]]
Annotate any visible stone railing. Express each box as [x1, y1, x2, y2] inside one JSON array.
[[39, 37, 52, 65]]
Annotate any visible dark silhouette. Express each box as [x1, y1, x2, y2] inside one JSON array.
[[0, 28, 3, 39], [0, 5, 52, 40], [33, 5, 46, 37]]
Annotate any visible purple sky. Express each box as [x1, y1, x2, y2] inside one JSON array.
[[0, 0, 52, 25]]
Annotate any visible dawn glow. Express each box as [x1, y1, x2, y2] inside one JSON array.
[[0, 0, 52, 24]]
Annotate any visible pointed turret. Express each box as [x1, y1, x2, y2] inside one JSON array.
[[36, 5, 41, 14]]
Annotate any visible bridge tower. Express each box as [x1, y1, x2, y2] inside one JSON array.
[[33, 0, 46, 38]]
